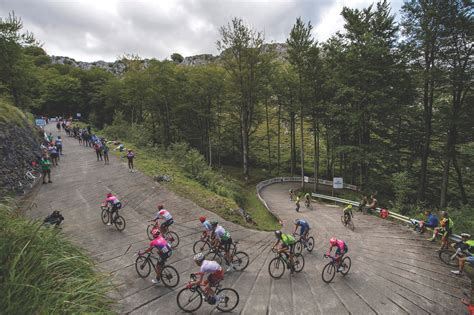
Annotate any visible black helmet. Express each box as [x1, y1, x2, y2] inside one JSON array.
[[274, 230, 282, 238]]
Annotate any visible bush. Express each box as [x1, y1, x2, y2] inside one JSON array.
[[0, 202, 113, 314], [390, 171, 412, 215]]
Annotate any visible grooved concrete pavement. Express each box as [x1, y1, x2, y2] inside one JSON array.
[[28, 124, 470, 314]]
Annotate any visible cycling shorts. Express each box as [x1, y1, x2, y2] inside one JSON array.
[[336, 244, 348, 256], [160, 219, 174, 229], [220, 237, 233, 252], [299, 226, 309, 236], [208, 269, 224, 286], [441, 228, 452, 238], [282, 243, 295, 254], [158, 250, 172, 264]]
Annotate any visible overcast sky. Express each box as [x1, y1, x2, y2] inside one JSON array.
[[0, 0, 405, 62]]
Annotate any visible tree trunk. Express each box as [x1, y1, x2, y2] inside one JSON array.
[[300, 108, 304, 188], [312, 114, 318, 192], [265, 99, 271, 173], [290, 111, 296, 175], [452, 152, 467, 205], [277, 101, 281, 175]]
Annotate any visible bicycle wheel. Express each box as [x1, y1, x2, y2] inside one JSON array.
[[295, 241, 303, 254], [322, 262, 336, 283], [135, 256, 151, 278], [161, 265, 180, 288], [114, 215, 126, 231], [30, 169, 42, 178], [101, 209, 109, 225], [293, 253, 305, 273], [340, 257, 351, 275], [193, 240, 211, 254], [268, 257, 285, 279], [341, 215, 347, 226], [216, 288, 239, 312], [306, 237, 315, 252], [348, 220, 355, 231], [439, 250, 459, 267], [166, 231, 179, 248], [177, 287, 203, 313], [146, 224, 155, 240], [232, 251, 250, 271]]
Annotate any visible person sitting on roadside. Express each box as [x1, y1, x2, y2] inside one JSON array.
[[103, 193, 122, 225], [358, 195, 368, 212], [272, 230, 296, 272], [451, 233, 474, 275], [327, 237, 348, 271], [210, 221, 234, 270], [189, 253, 224, 305], [429, 211, 454, 250], [142, 230, 172, 284], [417, 210, 438, 234], [43, 210, 64, 226], [293, 219, 310, 240], [199, 216, 213, 238], [153, 204, 174, 234]]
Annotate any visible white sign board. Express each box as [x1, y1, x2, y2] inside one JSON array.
[[333, 177, 343, 189], [76, 113, 82, 118], [304, 176, 309, 183]]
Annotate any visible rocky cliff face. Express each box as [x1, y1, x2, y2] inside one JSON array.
[[0, 122, 42, 197], [49, 43, 288, 74]]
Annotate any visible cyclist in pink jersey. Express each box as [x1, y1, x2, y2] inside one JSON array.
[[153, 204, 174, 234], [143, 230, 172, 284], [103, 193, 122, 225], [327, 237, 348, 270]]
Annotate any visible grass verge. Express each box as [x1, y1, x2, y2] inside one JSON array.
[[0, 201, 113, 314]]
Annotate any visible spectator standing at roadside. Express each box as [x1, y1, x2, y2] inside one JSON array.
[[94, 141, 103, 161], [40, 155, 52, 184], [366, 194, 377, 214], [127, 149, 135, 172], [103, 141, 110, 165], [55, 136, 63, 155], [48, 143, 59, 166]]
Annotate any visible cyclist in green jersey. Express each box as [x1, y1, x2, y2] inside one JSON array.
[[272, 230, 296, 270], [304, 193, 311, 208], [343, 204, 353, 222]]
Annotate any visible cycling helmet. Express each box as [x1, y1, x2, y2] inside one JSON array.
[[193, 252, 205, 262], [461, 233, 471, 239], [330, 237, 337, 246], [441, 211, 448, 218], [199, 216, 206, 223], [210, 221, 218, 226], [157, 204, 164, 210], [274, 230, 282, 238], [294, 219, 300, 225], [106, 193, 113, 198]]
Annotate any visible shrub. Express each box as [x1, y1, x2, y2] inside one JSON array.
[[390, 171, 412, 215]]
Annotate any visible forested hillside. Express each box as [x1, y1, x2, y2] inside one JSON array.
[[1, 1, 472, 218]]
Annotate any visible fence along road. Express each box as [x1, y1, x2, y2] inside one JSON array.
[[27, 123, 469, 314]]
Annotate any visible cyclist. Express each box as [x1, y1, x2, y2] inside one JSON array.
[[153, 204, 174, 234], [272, 230, 296, 272], [417, 210, 438, 234], [210, 221, 234, 270], [327, 237, 348, 271], [104, 193, 122, 225], [295, 195, 301, 212], [289, 189, 294, 201], [429, 211, 454, 250], [343, 204, 353, 223], [293, 219, 310, 243], [304, 193, 311, 208], [199, 216, 213, 237], [143, 230, 172, 284], [450, 233, 474, 275], [190, 252, 224, 304]]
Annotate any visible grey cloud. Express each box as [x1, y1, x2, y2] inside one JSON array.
[[0, 0, 404, 62]]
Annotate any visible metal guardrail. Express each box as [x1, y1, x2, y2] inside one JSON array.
[[255, 176, 461, 243]]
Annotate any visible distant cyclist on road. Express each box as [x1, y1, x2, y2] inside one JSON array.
[[189, 253, 224, 305], [295, 195, 300, 212], [343, 204, 353, 221], [293, 219, 310, 240], [143, 229, 172, 285], [103, 193, 122, 225], [327, 237, 348, 271], [272, 230, 296, 272], [153, 204, 174, 234], [304, 193, 311, 208]]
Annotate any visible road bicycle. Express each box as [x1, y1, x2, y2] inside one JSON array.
[[146, 220, 180, 248], [135, 250, 180, 288], [268, 248, 305, 278], [192, 233, 236, 254], [341, 212, 355, 231], [322, 254, 351, 283], [304, 199, 312, 209], [438, 247, 466, 267], [176, 274, 239, 313], [293, 233, 315, 254], [204, 241, 249, 272], [100, 204, 126, 231]]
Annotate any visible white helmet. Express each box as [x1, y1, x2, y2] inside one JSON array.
[[193, 252, 205, 262]]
